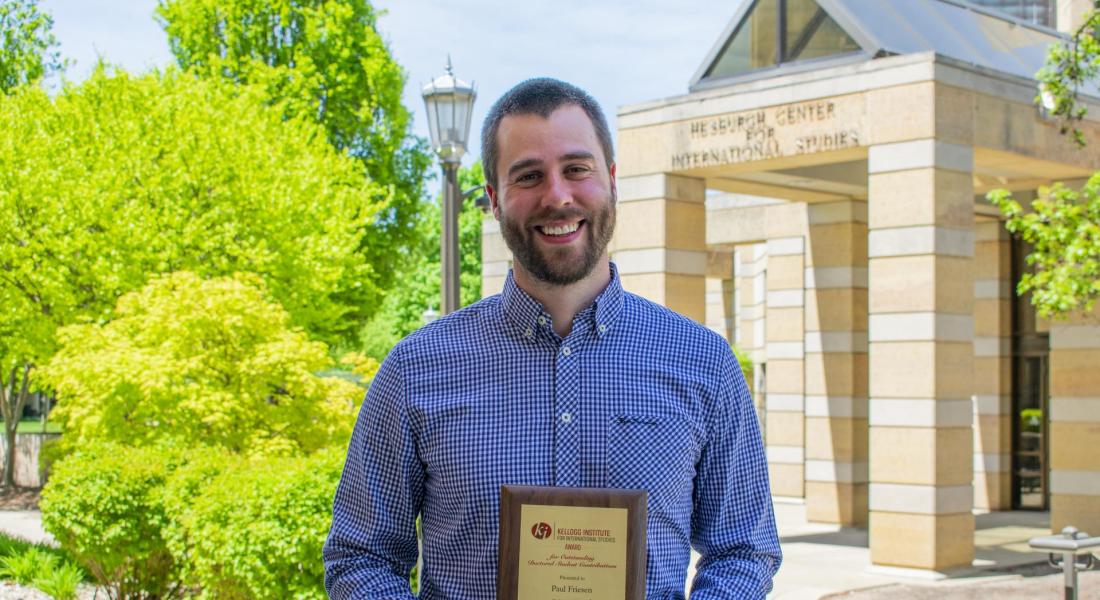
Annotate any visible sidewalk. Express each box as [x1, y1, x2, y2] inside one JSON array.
[[0, 510, 52, 546], [768, 499, 1099, 599]]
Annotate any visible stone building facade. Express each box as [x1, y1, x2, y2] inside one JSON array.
[[481, 0, 1100, 573]]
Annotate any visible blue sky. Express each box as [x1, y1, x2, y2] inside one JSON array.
[[40, 0, 742, 177]]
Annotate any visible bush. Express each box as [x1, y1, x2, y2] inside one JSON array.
[[39, 272, 363, 458], [41, 440, 346, 598], [163, 449, 343, 599], [40, 442, 185, 599]]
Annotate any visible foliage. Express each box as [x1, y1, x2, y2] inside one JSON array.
[[39, 272, 362, 456], [44, 442, 343, 599], [34, 559, 84, 600], [40, 443, 185, 599], [731, 343, 754, 389], [1036, 5, 1100, 146], [0, 546, 51, 584], [0, 0, 64, 92], [359, 162, 486, 360], [989, 176, 1100, 318], [156, 0, 432, 299], [0, 66, 384, 368], [0, 544, 86, 600], [989, 4, 1100, 318], [162, 449, 343, 599]]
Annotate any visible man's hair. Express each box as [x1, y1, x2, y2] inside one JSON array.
[[481, 78, 614, 189]]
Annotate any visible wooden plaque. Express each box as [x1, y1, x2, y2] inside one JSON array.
[[497, 486, 646, 600]]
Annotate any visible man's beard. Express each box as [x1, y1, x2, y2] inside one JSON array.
[[499, 192, 616, 286]]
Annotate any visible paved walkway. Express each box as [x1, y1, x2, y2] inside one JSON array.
[[1, 503, 1092, 598], [0, 510, 52, 546], [767, 499, 1091, 599]]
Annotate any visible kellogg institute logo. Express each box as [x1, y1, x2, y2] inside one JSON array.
[[531, 522, 552, 540]]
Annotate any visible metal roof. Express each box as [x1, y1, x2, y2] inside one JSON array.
[[691, 0, 1079, 93]]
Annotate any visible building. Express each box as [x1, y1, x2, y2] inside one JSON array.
[[480, 0, 1100, 574]]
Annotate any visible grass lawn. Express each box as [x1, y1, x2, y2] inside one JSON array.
[[0, 420, 62, 434]]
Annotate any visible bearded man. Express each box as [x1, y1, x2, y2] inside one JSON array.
[[324, 78, 781, 599]]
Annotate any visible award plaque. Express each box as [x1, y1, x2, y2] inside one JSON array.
[[497, 486, 646, 600]]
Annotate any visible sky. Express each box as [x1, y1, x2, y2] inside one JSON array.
[[40, 0, 743, 185]]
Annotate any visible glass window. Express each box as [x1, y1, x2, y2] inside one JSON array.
[[706, 0, 780, 80], [965, 0, 1055, 28], [704, 0, 862, 82], [785, 0, 861, 62]]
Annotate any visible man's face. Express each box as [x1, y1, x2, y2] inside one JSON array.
[[487, 104, 616, 286]]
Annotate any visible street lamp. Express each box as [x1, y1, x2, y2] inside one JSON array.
[[422, 57, 476, 315]]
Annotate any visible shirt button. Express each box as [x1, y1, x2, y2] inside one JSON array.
[[562, 346, 572, 356], [598, 324, 607, 334], [524, 327, 533, 338], [537, 316, 547, 326], [560, 412, 572, 423]]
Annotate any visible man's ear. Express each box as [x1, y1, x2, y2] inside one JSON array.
[[609, 163, 617, 203], [487, 183, 502, 220]]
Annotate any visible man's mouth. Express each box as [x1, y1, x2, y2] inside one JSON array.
[[535, 220, 584, 238]]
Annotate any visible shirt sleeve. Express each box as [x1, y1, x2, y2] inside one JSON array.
[[324, 346, 424, 599], [689, 349, 783, 599]]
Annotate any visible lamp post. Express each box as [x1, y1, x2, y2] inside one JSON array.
[[422, 57, 476, 316]]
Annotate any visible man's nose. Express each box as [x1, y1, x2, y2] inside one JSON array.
[[542, 171, 574, 207]]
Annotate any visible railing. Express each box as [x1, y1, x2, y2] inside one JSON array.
[[1029, 526, 1100, 600]]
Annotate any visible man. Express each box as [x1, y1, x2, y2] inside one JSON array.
[[324, 78, 781, 599]]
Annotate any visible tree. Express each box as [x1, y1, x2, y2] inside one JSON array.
[[989, 3, 1100, 319], [359, 162, 486, 360], [38, 272, 363, 456], [989, 177, 1100, 318], [1035, 4, 1100, 147], [0, 68, 384, 485], [155, 0, 432, 300], [0, 0, 64, 93]]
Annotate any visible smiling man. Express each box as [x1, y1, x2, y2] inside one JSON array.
[[324, 78, 782, 599]]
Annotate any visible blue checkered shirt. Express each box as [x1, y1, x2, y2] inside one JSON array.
[[324, 265, 781, 599]]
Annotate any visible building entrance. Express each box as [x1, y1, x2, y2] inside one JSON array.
[[1011, 236, 1050, 510]]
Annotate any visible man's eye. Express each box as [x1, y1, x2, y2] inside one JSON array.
[[516, 172, 541, 184], [566, 165, 591, 176]]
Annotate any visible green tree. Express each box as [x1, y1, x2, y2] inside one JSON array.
[[0, 0, 63, 490], [0, 68, 384, 484], [155, 0, 432, 299], [989, 3, 1100, 318], [0, 0, 63, 93], [38, 272, 363, 456], [1035, 3, 1100, 147], [359, 162, 486, 360]]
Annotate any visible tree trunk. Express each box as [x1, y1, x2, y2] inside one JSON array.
[[0, 364, 32, 491]]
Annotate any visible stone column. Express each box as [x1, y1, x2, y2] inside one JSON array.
[[481, 218, 510, 298], [804, 200, 869, 525], [613, 174, 707, 323], [706, 251, 736, 343], [1050, 308, 1100, 534], [765, 235, 806, 499], [867, 140, 975, 571], [972, 219, 1012, 511], [738, 244, 769, 425], [1057, 0, 1093, 34]]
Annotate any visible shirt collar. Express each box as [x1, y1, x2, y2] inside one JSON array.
[[500, 262, 625, 338]]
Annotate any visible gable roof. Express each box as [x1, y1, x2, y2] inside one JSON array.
[[691, 0, 1075, 93]]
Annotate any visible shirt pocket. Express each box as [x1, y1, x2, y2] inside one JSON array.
[[606, 414, 699, 516]]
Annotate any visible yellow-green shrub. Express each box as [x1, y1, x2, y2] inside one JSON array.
[[40, 443, 185, 599], [163, 449, 343, 599]]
